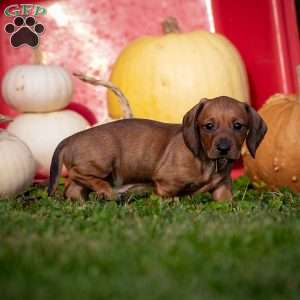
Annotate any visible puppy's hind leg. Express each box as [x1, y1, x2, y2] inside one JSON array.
[[64, 180, 90, 203], [86, 178, 114, 200], [69, 167, 114, 201]]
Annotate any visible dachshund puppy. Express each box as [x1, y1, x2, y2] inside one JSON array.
[[48, 96, 267, 202]]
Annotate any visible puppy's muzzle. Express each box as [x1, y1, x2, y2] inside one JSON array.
[[216, 138, 232, 155]]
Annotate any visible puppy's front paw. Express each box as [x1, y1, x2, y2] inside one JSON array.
[[212, 185, 233, 202]]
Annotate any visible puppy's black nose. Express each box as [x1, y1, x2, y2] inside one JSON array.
[[216, 139, 231, 154]]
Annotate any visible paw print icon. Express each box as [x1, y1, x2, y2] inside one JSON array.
[[4, 16, 45, 48]]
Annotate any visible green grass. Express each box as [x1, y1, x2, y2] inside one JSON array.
[[1, 177, 300, 300]]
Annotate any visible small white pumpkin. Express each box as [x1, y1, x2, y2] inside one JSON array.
[[7, 110, 90, 176], [2, 64, 73, 113], [0, 130, 36, 198]]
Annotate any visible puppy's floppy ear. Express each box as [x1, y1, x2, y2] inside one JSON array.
[[182, 98, 208, 159], [245, 104, 268, 158]]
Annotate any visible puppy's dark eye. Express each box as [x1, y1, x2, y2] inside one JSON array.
[[233, 122, 243, 130], [203, 123, 215, 130]]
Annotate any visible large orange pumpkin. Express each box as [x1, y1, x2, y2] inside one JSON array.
[[108, 17, 249, 123], [242, 93, 300, 192]]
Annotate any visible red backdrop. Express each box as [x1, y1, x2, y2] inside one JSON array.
[[0, 0, 299, 177]]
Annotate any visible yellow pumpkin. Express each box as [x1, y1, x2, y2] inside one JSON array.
[[108, 17, 249, 123], [242, 93, 300, 192]]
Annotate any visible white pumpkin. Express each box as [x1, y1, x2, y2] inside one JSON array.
[[2, 64, 73, 113], [7, 110, 90, 176], [0, 130, 36, 198]]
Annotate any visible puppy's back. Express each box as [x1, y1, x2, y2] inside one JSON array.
[[62, 119, 181, 181]]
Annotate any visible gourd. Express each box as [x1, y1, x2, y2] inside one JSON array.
[[7, 110, 89, 176], [0, 127, 36, 198], [2, 64, 73, 113], [242, 93, 300, 192], [108, 17, 249, 123]]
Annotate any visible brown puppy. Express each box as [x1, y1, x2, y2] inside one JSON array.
[[48, 96, 267, 202]]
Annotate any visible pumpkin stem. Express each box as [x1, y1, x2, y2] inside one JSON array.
[[73, 72, 133, 119], [162, 16, 181, 33], [33, 46, 45, 64], [0, 114, 13, 123]]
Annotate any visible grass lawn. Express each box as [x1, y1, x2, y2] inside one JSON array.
[[0, 177, 300, 300]]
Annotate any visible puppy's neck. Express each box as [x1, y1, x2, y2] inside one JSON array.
[[215, 158, 229, 173], [204, 158, 233, 175]]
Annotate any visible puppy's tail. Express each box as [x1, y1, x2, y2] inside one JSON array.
[[48, 141, 66, 196]]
